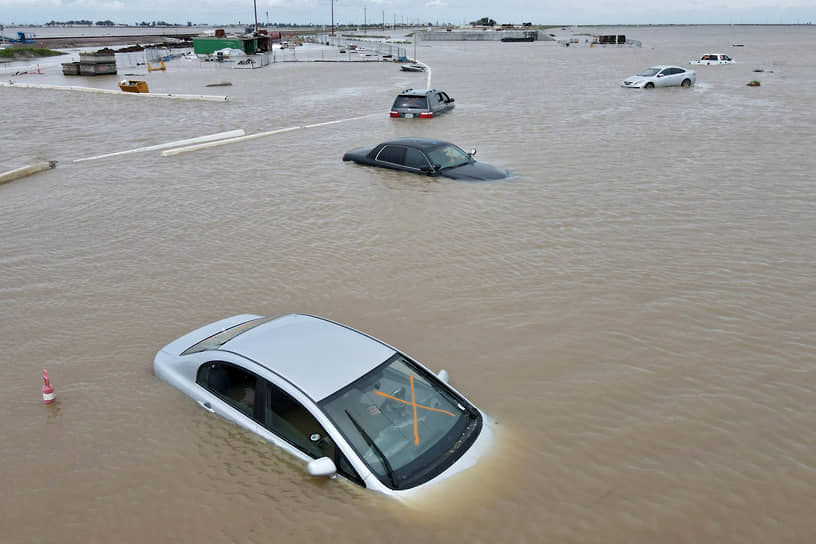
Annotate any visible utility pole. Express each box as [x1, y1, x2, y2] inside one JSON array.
[[331, 0, 335, 36], [253, 0, 258, 32], [364, 6, 366, 33]]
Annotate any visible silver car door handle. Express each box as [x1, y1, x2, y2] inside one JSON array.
[[197, 400, 215, 413]]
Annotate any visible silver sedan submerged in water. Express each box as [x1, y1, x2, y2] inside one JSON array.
[[621, 65, 697, 88], [154, 314, 492, 496]]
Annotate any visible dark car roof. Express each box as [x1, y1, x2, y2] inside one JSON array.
[[378, 137, 454, 150]]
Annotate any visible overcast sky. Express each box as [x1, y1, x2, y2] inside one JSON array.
[[1, 0, 815, 26]]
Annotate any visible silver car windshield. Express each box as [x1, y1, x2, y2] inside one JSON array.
[[426, 145, 472, 170], [319, 354, 481, 490], [638, 67, 661, 77]]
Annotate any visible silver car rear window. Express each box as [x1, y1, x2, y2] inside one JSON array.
[[181, 317, 275, 355]]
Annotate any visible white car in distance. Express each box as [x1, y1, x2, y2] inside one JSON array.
[[690, 54, 735, 65]]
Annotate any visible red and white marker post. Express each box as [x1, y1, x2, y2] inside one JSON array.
[[42, 369, 55, 404]]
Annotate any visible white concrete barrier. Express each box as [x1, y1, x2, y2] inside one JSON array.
[[0, 161, 57, 185], [74, 130, 246, 163], [161, 114, 375, 157], [0, 81, 229, 101]]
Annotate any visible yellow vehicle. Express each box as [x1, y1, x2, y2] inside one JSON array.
[[118, 80, 149, 93]]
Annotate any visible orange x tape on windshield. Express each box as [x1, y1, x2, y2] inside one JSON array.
[[374, 375, 456, 446]]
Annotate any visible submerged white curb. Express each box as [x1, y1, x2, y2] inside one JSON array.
[[73, 130, 246, 163], [0, 161, 57, 185], [0, 81, 229, 101], [162, 114, 375, 157]]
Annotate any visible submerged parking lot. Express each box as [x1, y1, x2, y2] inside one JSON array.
[[2, 24, 816, 543]]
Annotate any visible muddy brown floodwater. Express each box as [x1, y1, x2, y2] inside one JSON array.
[[2, 24, 815, 544]]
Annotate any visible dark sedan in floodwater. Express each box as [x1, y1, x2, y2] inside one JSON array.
[[342, 138, 510, 181]]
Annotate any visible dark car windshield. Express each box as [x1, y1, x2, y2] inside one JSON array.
[[392, 95, 429, 110], [426, 144, 473, 170], [319, 354, 482, 490]]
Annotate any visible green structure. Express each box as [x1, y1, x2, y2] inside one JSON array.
[[192, 35, 273, 55]]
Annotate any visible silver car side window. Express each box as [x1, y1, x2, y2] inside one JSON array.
[[197, 362, 258, 417], [261, 380, 365, 486]]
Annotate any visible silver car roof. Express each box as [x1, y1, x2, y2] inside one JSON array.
[[221, 314, 396, 401]]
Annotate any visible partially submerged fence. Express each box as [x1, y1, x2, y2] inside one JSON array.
[[316, 34, 408, 61]]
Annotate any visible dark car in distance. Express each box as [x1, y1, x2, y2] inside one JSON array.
[[342, 138, 510, 181], [390, 89, 455, 119]]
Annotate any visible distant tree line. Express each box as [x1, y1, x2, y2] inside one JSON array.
[[41, 20, 454, 30], [468, 17, 531, 27], [45, 20, 118, 27], [46, 20, 95, 26], [44, 20, 188, 27], [471, 17, 497, 26], [136, 21, 185, 27]]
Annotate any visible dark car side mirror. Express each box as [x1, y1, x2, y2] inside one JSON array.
[[468, 149, 477, 157], [449, 97, 455, 103]]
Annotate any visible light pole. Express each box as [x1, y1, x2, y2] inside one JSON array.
[[331, 0, 335, 36]]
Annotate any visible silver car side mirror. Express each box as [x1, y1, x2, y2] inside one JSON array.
[[307, 456, 337, 479], [437, 369, 449, 383], [469, 149, 477, 157]]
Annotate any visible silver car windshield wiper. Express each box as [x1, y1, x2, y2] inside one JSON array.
[[345, 409, 397, 488]]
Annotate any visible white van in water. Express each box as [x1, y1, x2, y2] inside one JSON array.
[[690, 54, 735, 65]]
